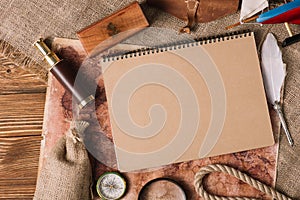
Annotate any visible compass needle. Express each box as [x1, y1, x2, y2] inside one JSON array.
[[96, 172, 126, 200]]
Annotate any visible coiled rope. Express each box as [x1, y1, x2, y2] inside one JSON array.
[[194, 164, 292, 200]]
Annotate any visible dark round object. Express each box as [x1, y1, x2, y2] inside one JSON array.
[[138, 178, 187, 200]]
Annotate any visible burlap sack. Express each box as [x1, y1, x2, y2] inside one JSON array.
[[33, 121, 92, 200]]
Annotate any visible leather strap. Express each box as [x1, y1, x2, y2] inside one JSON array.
[[180, 0, 200, 34]]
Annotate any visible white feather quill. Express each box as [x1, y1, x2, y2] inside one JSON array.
[[261, 33, 294, 146], [261, 33, 286, 104]]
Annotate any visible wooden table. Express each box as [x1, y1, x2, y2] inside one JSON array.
[[0, 60, 46, 199]]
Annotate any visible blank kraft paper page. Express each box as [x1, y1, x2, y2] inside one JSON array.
[[101, 32, 274, 172]]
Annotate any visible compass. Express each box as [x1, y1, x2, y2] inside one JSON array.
[[96, 172, 126, 200]]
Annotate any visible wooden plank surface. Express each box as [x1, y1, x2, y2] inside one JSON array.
[[0, 93, 45, 137], [0, 63, 46, 199], [0, 136, 41, 199], [0, 49, 46, 94], [0, 178, 37, 199], [0, 66, 46, 94], [0, 136, 42, 178]]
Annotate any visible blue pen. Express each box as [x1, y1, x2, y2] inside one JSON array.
[[257, 0, 300, 23]]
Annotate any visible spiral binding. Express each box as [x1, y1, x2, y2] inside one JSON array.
[[102, 30, 253, 63]]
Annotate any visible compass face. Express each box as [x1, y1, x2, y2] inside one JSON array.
[[96, 172, 126, 200]]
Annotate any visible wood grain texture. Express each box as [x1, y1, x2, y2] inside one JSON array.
[[0, 136, 42, 199], [0, 178, 37, 199], [0, 39, 48, 83], [0, 136, 41, 178], [0, 65, 46, 94], [77, 2, 149, 54], [0, 93, 45, 137], [0, 93, 44, 199], [0, 51, 46, 198]]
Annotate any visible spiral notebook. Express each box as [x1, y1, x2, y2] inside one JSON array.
[[101, 32, 274, 172]]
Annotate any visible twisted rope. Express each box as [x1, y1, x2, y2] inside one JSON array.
[[194, 164, 292, 200]]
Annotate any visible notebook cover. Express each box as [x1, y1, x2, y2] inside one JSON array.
[[40, 37, 280, 199], [102, 32, 275, 172]]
